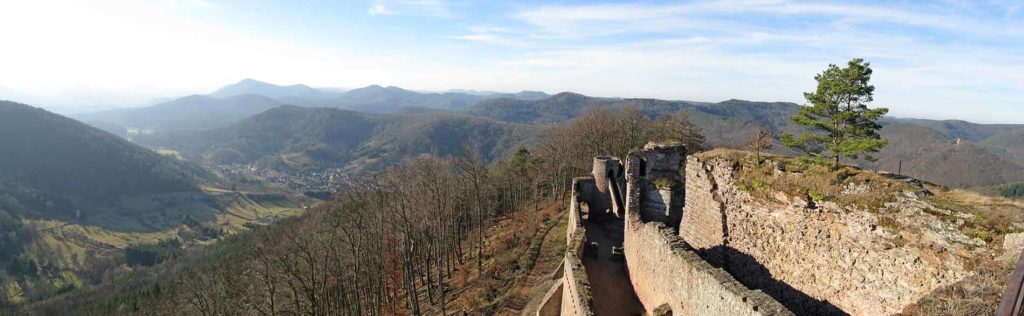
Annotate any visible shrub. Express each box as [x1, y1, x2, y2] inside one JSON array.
[[7, 256, 38, 277], [124, 238, 182, 267], [652, 178, 678, 190], [998, 183, 1024, 199], [807, 190, 825, 202], [964, 228, 993, 243]]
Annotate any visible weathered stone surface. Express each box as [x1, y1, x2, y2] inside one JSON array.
[[628, 143, 686, 227], [592, 156, 620, 194], [569, 177, 597, 243], [679, 160, 727, 264], [561, 229, 595, 316], [563, 177, 599, 316], [623, 212, 791, 316], [680, 156, 971, 316], [624, 144, 791, 316], [1003, 232, 1024, 261]]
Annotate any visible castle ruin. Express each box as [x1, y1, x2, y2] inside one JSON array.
[[544, 142, 973, 315]]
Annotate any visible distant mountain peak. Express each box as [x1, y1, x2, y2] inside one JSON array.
[[550, 92, 585, 99], [176, 94, 212, 102], [237, 78, 264, 84], [209, 79, 341, 101]]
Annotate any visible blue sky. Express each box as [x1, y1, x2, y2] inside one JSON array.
[[0, 0, 1021, 123]]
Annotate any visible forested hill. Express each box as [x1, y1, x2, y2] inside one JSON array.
[[0, 101, 312, 307], [0, 101, 207, 213], [72, 80, 551, 133], [136, 105, 542, 173], [30, 101, 1024, 315], [873, 120, 1024, 188], [72, 94, 282, 133], [465, 93, 802, 148], [209, 78, 341, 100], [78, 88, 1024, 189], [465, 93, 1024, 188]]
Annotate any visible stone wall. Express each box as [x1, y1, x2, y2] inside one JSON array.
[[626, 143, 685, 227], [679, 159, 727, 259], [623, 143, 791, 316], [562, 177, 595, 316], [681, 155, 970, 315], [592, 157, 625, 217], [623, 212, 792, 316], [561, 229, 594, 316], [568, 177, 600, 241]]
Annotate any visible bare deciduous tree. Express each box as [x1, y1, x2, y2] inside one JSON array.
[[748, 127, 774, 164]]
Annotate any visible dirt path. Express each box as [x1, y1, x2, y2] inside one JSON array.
[[496, 214, 568, 315], [517, 214, 570, 315], [582, 215, 645, 315]]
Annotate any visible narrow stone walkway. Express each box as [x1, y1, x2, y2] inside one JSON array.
[[582, 211, 645, 315]]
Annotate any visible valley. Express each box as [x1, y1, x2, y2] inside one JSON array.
[[85, 83, 1024, 192], [8, 87, 1020, 314], [0, 101, 312, 305], [3, 80, 1024, 314], [2, 2, 1021, 314]]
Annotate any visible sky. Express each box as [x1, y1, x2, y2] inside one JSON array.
[[0, 0, 1021, 123]]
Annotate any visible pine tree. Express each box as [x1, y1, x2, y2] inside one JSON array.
[[781, 58, 888, 169]]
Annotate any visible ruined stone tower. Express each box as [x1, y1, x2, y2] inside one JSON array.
[[591, 156, 625, 217], [624, 142, 686, 228]]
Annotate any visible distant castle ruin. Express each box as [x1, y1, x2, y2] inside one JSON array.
[[543, 142, 973, 316]]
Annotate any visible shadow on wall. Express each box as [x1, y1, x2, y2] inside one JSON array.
[[704, 245, 850, 316]]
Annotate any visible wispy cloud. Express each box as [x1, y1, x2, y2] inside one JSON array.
[[515, 1, 1024, 39], [368, 3, 397, 16], [447, 25, 536, 47], [368, 0, 451, 17], [488, 0, 1024, 122], [448, 33, 498, 42], [167, 0, 215, 9], [3, 0, 1022, 123]]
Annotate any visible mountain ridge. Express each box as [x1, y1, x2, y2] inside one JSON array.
[[135, 105, 542, 174], [72, 80, 552, 131], [69, 86, 1024, 189], [72, 93, 283, 133]]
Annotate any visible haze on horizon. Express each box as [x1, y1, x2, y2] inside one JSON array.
[[0, 0, 1021, 123]]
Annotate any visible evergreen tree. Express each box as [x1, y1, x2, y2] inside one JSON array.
[[781, 58, 888, 169]]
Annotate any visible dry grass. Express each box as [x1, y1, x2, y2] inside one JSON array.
[[698, 149, 1022, 314], [699, 149, 915, 212], [927, 189, 1024, 237], [700, 150, 1024, 240], [900, 260, 1009, 316]]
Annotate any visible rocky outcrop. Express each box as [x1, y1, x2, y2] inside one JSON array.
[[1003, 232, 1024, 261]]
